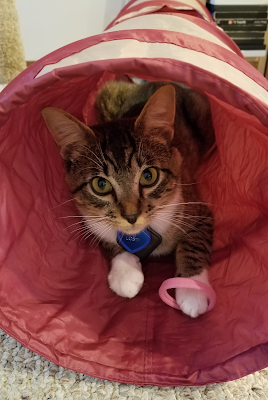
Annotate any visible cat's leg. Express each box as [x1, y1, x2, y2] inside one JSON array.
[[175, 204, 213, 318], [108, 252, 144, 298], [175, 269, 210, 318], [102, 242, 144, 298]]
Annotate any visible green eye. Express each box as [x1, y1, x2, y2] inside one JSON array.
[[140, 167, 158, 186], [91, 177, 112, 195]]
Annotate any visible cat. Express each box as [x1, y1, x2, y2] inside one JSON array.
[[42, 81, 215, 318]]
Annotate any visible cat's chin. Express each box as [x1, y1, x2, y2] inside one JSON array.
[[118, 225, 148, 235]]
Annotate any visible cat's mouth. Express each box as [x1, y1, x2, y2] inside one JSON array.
[[116, 215, 149, 235], [118, 224, 147, 235]]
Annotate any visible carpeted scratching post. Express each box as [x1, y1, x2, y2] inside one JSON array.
[[0, 0, 26, 83]]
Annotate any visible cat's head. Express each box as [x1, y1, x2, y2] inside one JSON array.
[[42, 85, 183, 239]]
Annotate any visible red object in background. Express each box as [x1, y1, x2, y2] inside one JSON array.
[[0, 0, 268, 387]]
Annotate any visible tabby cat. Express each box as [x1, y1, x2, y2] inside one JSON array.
[[42, 81, 215, 318]]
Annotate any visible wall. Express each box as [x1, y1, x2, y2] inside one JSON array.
[[15, 0, 207, 61], [15, 0, 127, 61]]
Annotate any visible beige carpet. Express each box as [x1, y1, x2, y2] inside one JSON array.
[[0, 329, 268, 400]]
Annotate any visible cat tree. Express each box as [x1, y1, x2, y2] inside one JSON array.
[[0, 0, 26, 84]]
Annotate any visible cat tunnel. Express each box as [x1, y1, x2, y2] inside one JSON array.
[[0, 0, 268, 387]]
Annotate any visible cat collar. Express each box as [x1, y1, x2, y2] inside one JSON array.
[[117, 227, 162, 259]]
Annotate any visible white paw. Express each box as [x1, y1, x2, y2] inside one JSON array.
[[108, 252, 144, 298], [175, 288, 209, 318]]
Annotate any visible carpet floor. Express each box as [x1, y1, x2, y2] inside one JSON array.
[[0, 330, 268, 400]]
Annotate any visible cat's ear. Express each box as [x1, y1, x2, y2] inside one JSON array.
[[42, 107, 95, 159], [135, 85, 175, 142]]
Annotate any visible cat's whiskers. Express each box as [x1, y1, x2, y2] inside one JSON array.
[[153, 216, 189, 237], [117, 231, 125, 243], [81, 228, 96, 242], [174, 182, 198, 186], [155, 205, 209, 234], [67, 218, 94, 241], [83, 216, 109, 221], [169, 211, 214, 220], [93, 226, 113, 249], [62, 214, 111, 243], [156, 201, 213, 209], [97, 142, 106, 165], [77, 229, 96, 245], [84, 220, 111, 236], [70, 225, 88, 236], [81, 223, 106, 245], [73, 166, 99, 177], [64, 216, 108, 231], [60, 215, 107, 219], [173, 177, 211, 186], [71, 226, 90, 241], [137, 138, 144, 163], [64, 220, 84, 231], [89, 222, 113, 249], [81, 145, 104, 167], [171, 218, 203, 234], [60, 215, 90, 219], [49, 198, 75, 209], [79, 154, 103, 169], [153, 205, 184, 226], [143, 157, 156, 166]]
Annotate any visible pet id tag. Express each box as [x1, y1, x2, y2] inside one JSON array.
[[117, 228, 162, 259]]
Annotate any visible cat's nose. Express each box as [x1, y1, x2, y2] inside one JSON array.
[[122, 213, 140, 225]]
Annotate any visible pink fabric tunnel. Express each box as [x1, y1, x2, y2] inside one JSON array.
[[0, 0, 268, 386]]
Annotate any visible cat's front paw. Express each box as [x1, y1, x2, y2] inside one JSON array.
[[108, 252, 144, 298], [175, 288, 209, 318]]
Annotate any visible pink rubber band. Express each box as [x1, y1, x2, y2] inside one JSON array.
[[159, 278, 216, 312]]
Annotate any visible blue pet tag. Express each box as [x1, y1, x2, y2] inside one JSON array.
[[117, 230, 151, 254]]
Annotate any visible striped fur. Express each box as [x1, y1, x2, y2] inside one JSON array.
[[95, 81, 215, 277], [42, 81, 215, 299]]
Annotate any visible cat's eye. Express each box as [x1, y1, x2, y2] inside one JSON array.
[[140, 167, 158, 187], [91, 177, 112, 195]]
